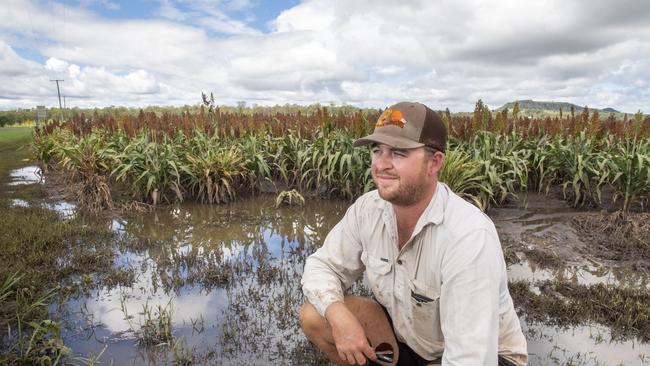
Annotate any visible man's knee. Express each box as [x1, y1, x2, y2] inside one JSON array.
[[299, 301, 325, 337]]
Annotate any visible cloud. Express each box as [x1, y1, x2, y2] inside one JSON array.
[[155, 0, 261, 35], [1, 0, 649, 112]]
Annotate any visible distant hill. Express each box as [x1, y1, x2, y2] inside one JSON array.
[[497, 100, 621, 117]]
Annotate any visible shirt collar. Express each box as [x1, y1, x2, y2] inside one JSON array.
[[378, 182, 447, 234], [415, 181, 446, 229]]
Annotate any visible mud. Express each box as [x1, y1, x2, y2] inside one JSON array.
[[572, 211, 650, 268]]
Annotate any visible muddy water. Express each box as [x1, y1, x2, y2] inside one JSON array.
[[58, 198, 348, 365], [6, 164, 650, 365]]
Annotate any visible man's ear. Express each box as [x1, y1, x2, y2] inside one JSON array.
[[429, 151, 445, 177]]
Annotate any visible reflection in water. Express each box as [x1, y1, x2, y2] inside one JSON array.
[[55, 195, 649, 365], [42, 201, 77, 219], [61, 197, 345, 365], [11, 198, 29, 207], [509, 260, 650, 289], [7, 165, 41, 185], [523, 320, 650, 365]]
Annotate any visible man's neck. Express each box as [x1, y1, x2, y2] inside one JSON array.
[[393, 182, 438, 248]]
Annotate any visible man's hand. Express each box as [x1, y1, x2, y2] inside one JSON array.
[[325, 302, 377, 365]]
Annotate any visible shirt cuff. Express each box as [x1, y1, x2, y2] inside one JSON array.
[[305, 288, 344, 316]]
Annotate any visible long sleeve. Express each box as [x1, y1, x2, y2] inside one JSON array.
[[301, 204, 367, 316]]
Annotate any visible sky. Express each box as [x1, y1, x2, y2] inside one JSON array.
[[1, 0, 649, 112]]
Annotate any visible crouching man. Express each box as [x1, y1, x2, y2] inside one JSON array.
[[299, 102, 528, 365]]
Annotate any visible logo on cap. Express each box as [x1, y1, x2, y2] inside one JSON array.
[[376, 108, 407, 129]]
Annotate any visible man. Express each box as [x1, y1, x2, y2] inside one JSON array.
[[299, 102, 528, 365]]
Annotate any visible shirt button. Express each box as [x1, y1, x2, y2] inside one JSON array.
[[397, 259, 403, 265]]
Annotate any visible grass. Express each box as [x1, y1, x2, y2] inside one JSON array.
[[275, 189, 305, 207], [120, 295, 174, 347], [0, 127, 34, 183], [0, 127, 32, 145], [0, 202, 117, 363]]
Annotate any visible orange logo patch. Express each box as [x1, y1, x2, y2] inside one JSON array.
[[376, 108, 407, 128]]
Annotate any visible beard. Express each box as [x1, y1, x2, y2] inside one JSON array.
[[372, 166, 430, 207]]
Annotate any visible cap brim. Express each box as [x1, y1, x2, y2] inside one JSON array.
[[353, 132, 425, 149]]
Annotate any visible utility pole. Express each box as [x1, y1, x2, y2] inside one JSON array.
[[50, 79, 64, 121]]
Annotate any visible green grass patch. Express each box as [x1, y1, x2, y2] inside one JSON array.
[[0, 200, 118, 364], [0, 202, 115, 302], [0, 127, 32, 145], [0, 127, 35, 187]]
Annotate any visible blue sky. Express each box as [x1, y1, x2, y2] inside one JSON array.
[[83, 0, 300, 32], [1, 0, 649, 112]]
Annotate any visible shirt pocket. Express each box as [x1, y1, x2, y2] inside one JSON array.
[[361, 252, 393, 304], [409, 278, 444, 343]]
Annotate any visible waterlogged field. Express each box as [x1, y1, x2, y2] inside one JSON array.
[[1, 108, 650, 365]]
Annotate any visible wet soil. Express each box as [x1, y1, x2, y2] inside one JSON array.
[[572, 211, 650, 268]]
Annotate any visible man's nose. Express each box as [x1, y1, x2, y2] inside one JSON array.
[[372, 152, 392, 170]]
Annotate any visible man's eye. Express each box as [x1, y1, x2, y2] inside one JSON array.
[[392, 151, 407, 157]]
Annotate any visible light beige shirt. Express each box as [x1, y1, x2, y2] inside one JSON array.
[[301, 183, 528, 366]]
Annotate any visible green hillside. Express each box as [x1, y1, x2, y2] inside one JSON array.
[[497, 100, 623, 118]]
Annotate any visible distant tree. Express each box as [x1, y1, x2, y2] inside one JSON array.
[[559, 106, 563, 119], [0, 115, 9, 127]]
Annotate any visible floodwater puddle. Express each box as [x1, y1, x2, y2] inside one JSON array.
[[523, 320, 650, 365], [43, 201, 77, 219], [10, 198, 29, 207], [57, 198, 346, 365], [5, 166, 78, 218], [7, 165, 41, 185], [508, 259, 650, 289]]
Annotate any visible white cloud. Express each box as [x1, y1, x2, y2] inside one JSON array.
[[1, 0, 650, 112]]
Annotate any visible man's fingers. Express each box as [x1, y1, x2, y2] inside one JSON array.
[[363, 344, 377, 361], [338, 351, 350, 364], [352, 350, 367, 365], [338, 350, 356, 365]]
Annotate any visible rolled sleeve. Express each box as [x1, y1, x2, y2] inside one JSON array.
[[301, 204, 366, 316]]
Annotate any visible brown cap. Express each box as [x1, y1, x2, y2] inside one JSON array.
[[354, 102, 447, 152]]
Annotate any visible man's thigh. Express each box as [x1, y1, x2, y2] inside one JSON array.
[[300, 295, 399, 365]]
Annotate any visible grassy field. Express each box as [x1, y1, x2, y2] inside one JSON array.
[[0, 127, 34, 180], [0, 126, 32, 144]]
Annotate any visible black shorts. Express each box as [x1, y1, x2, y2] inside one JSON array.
[[373, 304, 516, 366]]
